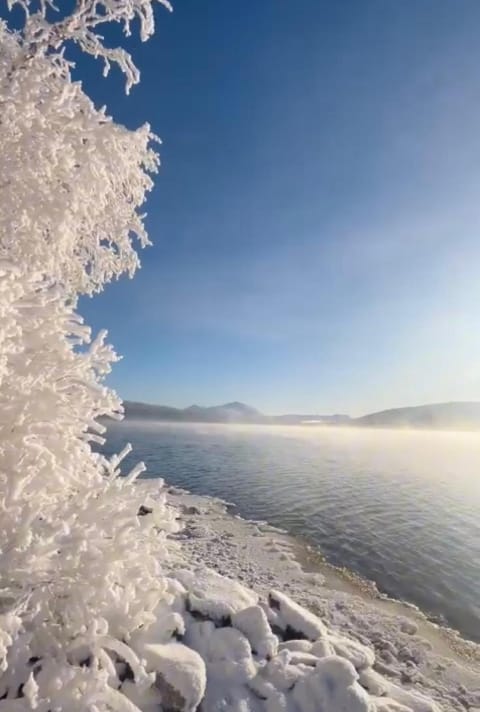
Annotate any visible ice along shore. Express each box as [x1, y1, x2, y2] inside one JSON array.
[[131, 479, 480, 712]]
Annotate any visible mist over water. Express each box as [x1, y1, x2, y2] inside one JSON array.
[[103, 422, 480, 642]]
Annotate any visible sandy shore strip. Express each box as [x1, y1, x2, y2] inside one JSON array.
[[137, 478, 480, 711]]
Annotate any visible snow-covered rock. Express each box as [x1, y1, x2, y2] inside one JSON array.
[[121, 680, 163, 712], [139, 484, 480, 712], [177, 568, 258, 621], [289, 651, 322, 666], [329, 634, 376, 670], [380, 680, 442, 712], [292, 656, 373, 712], [399, 618, 419, 636], [373, 697, 413, 712], [257, 649, 307, 691], [206, 627, 257, 684], [278, 639, 313, 653], [311, 637, 336, 658], [232, 605, 278, 658], [359, 667, 389, 696], [269, 590, 328, 640], [130, 606, 185, 651], [142, 642, 206, 712], [185, 621, 257, 686]]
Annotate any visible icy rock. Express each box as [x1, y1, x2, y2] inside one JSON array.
[[303, 571, 326, 586], [137, 504, 153, 516], [399, 618, 418, 636], [381, 650, 397, 666], [373, 699, 413, 712], [268, 590, 327, 641], [374, 661, 401, 679], [186, 622, 257, 686], [183, 619, 216, 657], [359, 668, 389, 696], [265, 689, 289, 712], [257, 649, 306, 691], [209, 627, 252, 661], [248, 674, 290, 712], [398, 644, 425, 665], [278, 640, 313, 653], [177, 568, 257, 622], [232, 606, 278, 658], [292, 655, 373, 712], [330, 634, 375, 670], [142, 642, 206, 712], [206, 627, 257, 684], [260, 601, 282, 631], [289, 651, 322, 667], [381, 681, 441, 712], [165, 577, 188, 602], [376, 638, 398, 658], [247, 675, 279, 701], [201, 684, 262, 712], [130, 607, 185, 650], [184, 505, 202, 515], [311, 638, 335, 658], [121, 679, 163, 712]]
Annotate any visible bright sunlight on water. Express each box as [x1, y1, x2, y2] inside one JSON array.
[[103, 422, 480, 643]]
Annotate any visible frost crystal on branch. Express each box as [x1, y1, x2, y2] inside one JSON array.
[[0, 2, 175, 709], [1, 20, 160, 295], [8, 0, 173, 92]]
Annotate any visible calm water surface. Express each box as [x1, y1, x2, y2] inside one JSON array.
[[103, 422, 480, 642]]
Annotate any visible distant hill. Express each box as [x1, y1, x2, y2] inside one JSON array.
[[353, 401, 480, 430], [123, 400, 350, 425], [183, 401, 262, 423], [122, 399, 480, 430], [122, 401, 189, 422], [124, 400, 263, 423]]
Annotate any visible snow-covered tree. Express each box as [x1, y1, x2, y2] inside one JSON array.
[[0, 2, 178, 709]]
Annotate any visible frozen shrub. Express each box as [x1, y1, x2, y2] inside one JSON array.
[[0, 1, 175, 709]]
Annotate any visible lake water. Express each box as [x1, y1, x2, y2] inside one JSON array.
[[102, 421, 480, 643]]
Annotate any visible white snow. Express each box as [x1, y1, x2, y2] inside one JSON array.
[[329, 634, 376, 670], [268, 589, 328, 640], [232, 606, 279, 658], [279, 640, 314, 654], [176, 567, 258, 621], [150, 481, 480, 712], [292, 656, 372, 712], [140, 642, 206, 712]]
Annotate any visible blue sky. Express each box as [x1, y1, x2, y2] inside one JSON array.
[[71, 0, 480, 415]]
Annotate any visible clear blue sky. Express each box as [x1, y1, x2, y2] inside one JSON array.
[[73, 0, 480, 415]]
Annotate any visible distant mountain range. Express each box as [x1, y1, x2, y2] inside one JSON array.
[[123, 401, 267, 424], [122, 400, 480, 431], [353, 401, 480, 430]]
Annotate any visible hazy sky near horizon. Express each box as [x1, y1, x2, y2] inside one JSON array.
[[74, 0, 480, 416]]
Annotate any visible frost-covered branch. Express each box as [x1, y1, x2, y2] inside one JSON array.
[[1, 10, 161, 296], [0, 0, 176, 708], [7, 0, 172, 91]]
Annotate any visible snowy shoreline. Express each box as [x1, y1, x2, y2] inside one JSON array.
[[135, 478, 480, 711]]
